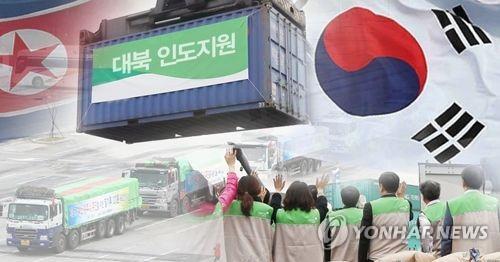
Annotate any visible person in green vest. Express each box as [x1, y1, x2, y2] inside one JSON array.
[[222, 151, 274, 261], [325, 185, 363, 262], [271, 177, 323, 262], [358, 172, 413, 262], [441, 166, 500, 257], [418, 180, 446, 257]]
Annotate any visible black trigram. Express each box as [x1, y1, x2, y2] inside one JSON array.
[[432, 5, 492, 54], [412, 103, 485, 164]]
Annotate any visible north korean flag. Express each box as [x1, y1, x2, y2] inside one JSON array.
[[0, 0, 154, 117]]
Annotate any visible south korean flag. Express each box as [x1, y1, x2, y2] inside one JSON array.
[[301, 0, 500, 183]]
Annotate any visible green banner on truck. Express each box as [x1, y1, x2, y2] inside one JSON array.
[[91, 16, 249, 103], [55, 177, 141, 228]]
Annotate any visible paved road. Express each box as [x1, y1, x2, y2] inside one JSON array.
[[0, 132, 333, 261], [0, 134, 229, 261], [0, 212, 222, 262]]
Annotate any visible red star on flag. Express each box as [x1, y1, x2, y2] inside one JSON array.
[[0, 32, 59, 90]]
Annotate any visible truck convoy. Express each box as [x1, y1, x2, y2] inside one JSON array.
[[123, 158, 225, 216], [6, 177, 141, 253]]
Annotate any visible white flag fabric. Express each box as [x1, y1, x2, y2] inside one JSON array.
[[303, 0, 500, 183]]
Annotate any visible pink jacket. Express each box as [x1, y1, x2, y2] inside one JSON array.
[[218, 172, 238, 212], [196, 172, 238, 216]]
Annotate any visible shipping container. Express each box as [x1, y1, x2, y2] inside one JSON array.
[[78, 3, 308, 143], [408, 210, 421, 251], [325, 179, 381, 210]]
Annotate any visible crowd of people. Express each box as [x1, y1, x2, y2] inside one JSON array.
[[212, 149, 500, 262]]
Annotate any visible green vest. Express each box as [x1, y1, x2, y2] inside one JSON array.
[[224, 200, 273, 220], [276, 208, 320, 225], [448, 190, 498, 217], [446, 190, 500, 254], [368, 196, 411, 260], [327, 207, 363, 226], [223, 200, 274, 262], [422, 201, 446, 223], [371, 196, 411, 216], [274, 208, 322, 262]]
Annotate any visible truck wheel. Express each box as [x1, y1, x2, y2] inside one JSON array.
[[115, 216, 126, 235], [96, 220, 106, 239], [308, 160, 315, 173], [315, 161, 321, 171], [125, 211, 132, 224], [181, 197, 191, 214], [283, 166, 290, 177], [312, 160, 319, 172], [105, 219, 115, 238], [300, 161, 308, 176], [132, 209, 138, 221], [67, 229, 80, 250], [169, 199, 179, 217], [53, 233, 66, 253], [17, 246, 29, 252]]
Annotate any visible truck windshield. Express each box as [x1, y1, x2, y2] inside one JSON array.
[[8, 204, 48, 221], [131, 169, 167, 188], [243, 147, 268, 162]]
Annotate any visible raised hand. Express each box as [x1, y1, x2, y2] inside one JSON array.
[[397, 181, 407, 198], [273, 173, 286, 193], [316, 173, 330, 191], [225, 148, 237, 172], [258, 186, 267, 202]]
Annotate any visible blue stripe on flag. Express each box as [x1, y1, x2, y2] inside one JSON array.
[[0, 0, 80, 18]]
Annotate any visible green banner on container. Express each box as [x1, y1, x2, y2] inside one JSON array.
[[91, 16, 249, 103]]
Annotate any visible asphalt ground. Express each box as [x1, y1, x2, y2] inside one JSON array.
[[0, 132, 333, 261]]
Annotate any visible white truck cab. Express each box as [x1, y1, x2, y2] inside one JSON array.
[[6, 198, 63, 251], [125, 164, 179, 216]]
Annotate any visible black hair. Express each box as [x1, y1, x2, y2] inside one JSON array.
[[308, 185, 318, 202], [284, 181, 315, 212], [237, 176, 261, 216], [419, 180, 441, 202], [462, 166, 484, 190], [341, 186, 360, 208], [379, 172, 400, 194], [262, 189, 270, 204]]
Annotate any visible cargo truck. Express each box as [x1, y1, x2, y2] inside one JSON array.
[[6, 177, 141, 253], [77, 0, 308, 143], [236, 140, 322, 177], [122, 158, 225, 217], [236, 126, 330, 176]]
